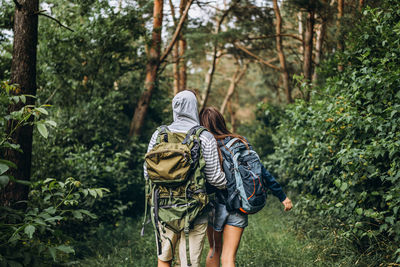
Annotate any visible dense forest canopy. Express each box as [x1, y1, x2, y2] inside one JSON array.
[[1, 0, 399, 265]]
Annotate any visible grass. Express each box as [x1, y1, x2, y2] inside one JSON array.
[[79, 197, 381, 266]]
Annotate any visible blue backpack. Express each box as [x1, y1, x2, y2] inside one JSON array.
[[218, 137, 267, 214]]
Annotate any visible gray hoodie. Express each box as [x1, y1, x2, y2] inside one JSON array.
[[144, 90, 226, 190]]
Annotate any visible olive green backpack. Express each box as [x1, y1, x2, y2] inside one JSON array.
[[142, 125, 209, 266]]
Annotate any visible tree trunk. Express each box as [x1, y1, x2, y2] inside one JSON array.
[[129, 0, 163, 137], [169, 0, 180, 95], [129, 0, 193, 137], [227, 100, 236, 133], [200, 0, 239, 109], [1, 0, 39, 207], [359, 0, 364, 11], [220, 62, 247, 115], [312, 19, 327, 83], [173, 43, 180, 95], [178, 0, 188, 92], [303, 10, 314, 100], [273, 0, 292, 103], [298, 12, 304, 55], [337, 0, 344, 71]]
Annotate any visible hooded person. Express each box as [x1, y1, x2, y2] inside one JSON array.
[[144, 90, 226, 267]]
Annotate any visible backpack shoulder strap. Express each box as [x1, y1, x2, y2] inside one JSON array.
[[226, 137, 240, 149], [182, 125, 206, 144], [156, 125, 170, 144]]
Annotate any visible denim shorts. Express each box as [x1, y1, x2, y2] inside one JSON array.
[[208, 202, 248, 231]]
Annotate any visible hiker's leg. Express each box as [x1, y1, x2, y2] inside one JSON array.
[[220, 225, 244, 267], [157, 225, 179, 267], [178, 223, 207, 267], [206, 225, 223, 267], [158, 259, 172, 267]]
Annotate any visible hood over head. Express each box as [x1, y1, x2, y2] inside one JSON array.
[[168, 90, 199, 132]]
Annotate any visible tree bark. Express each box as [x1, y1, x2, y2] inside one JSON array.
[[227, 100, 236, 133], [298, 12, 304, 55], [1, 0, 39, 206], [359, 0, 364, 11], [173, 43, 180, 95], [337, 0, 344, 71], [312, 19, 327, 83], [129, 0, 163, 137], [303, 10, 315, 100], [178, 0, 188, 92], [169, 0, 180, 95], [220, 62, 247, 115], [273, 0, 292, 103]]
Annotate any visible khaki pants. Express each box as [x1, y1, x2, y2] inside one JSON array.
[[157, 223, 207, 267]]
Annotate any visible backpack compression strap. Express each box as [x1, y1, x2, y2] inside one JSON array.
[[156, 125, 170, 144]]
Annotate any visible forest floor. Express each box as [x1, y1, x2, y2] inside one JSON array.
[[80, 197, 365, 267]]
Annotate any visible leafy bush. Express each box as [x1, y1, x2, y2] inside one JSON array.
[[0, 81, 109, 266], [1, 178, 108, 266], [265, 2, 400, 263]]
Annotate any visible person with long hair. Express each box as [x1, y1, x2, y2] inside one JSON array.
[[199, 106, 293, 267]]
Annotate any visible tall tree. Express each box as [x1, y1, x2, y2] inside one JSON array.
[[273, 0, 293, 103], [1, 0, 39, 206], [129, 0, 194, 137], [178, 0, 188, 91], [200, 1, 239, 109], [220, 59, 247, 115], [337, 0, 344, 71], [129, 0, 163, 137], [169, 0, 180, 95], [303, 9, 315, 100]]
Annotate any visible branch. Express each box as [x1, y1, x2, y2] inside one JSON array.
[[246, 34, 303, 43], [168, 0, 178, 26], [235, 44, 280, 71], [160, 0, 194, 63], [13, 0, 22, 9], [37, 11, 74, 32]]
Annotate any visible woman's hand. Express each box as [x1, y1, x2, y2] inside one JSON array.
[[282, 197, 293, 211]]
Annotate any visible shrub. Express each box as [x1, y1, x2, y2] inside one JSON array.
[[266, 2, 400, 263]]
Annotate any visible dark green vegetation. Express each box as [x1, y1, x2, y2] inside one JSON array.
[[1, 0, 399, 266], [254, 2, 400, 264]]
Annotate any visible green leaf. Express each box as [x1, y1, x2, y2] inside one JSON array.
[[0, 159, 17, 169], [79, 209, 97, 219], [37, 123, 48, 139], [0, 175, 9, 187], [56, 245, 75, 254], [45, 120, 57, 127], [35, 107, 49, 115], [333, 179, 341, 188], [340, 182, 348, 192], [20, 95, 26, 104], [355, 208, 363, 215], [0, 163, 9, 175], [48, 247, 56, 261], [88, 189, 97, 198], [45, 215, 63, 222], [72, 210, 83, 220], [24, 225, 35, 239], [43, 178, 55, 184], [95, 188, 103, 198]]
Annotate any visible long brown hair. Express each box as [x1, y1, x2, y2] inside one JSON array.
[[199, 107, 249, 163]]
